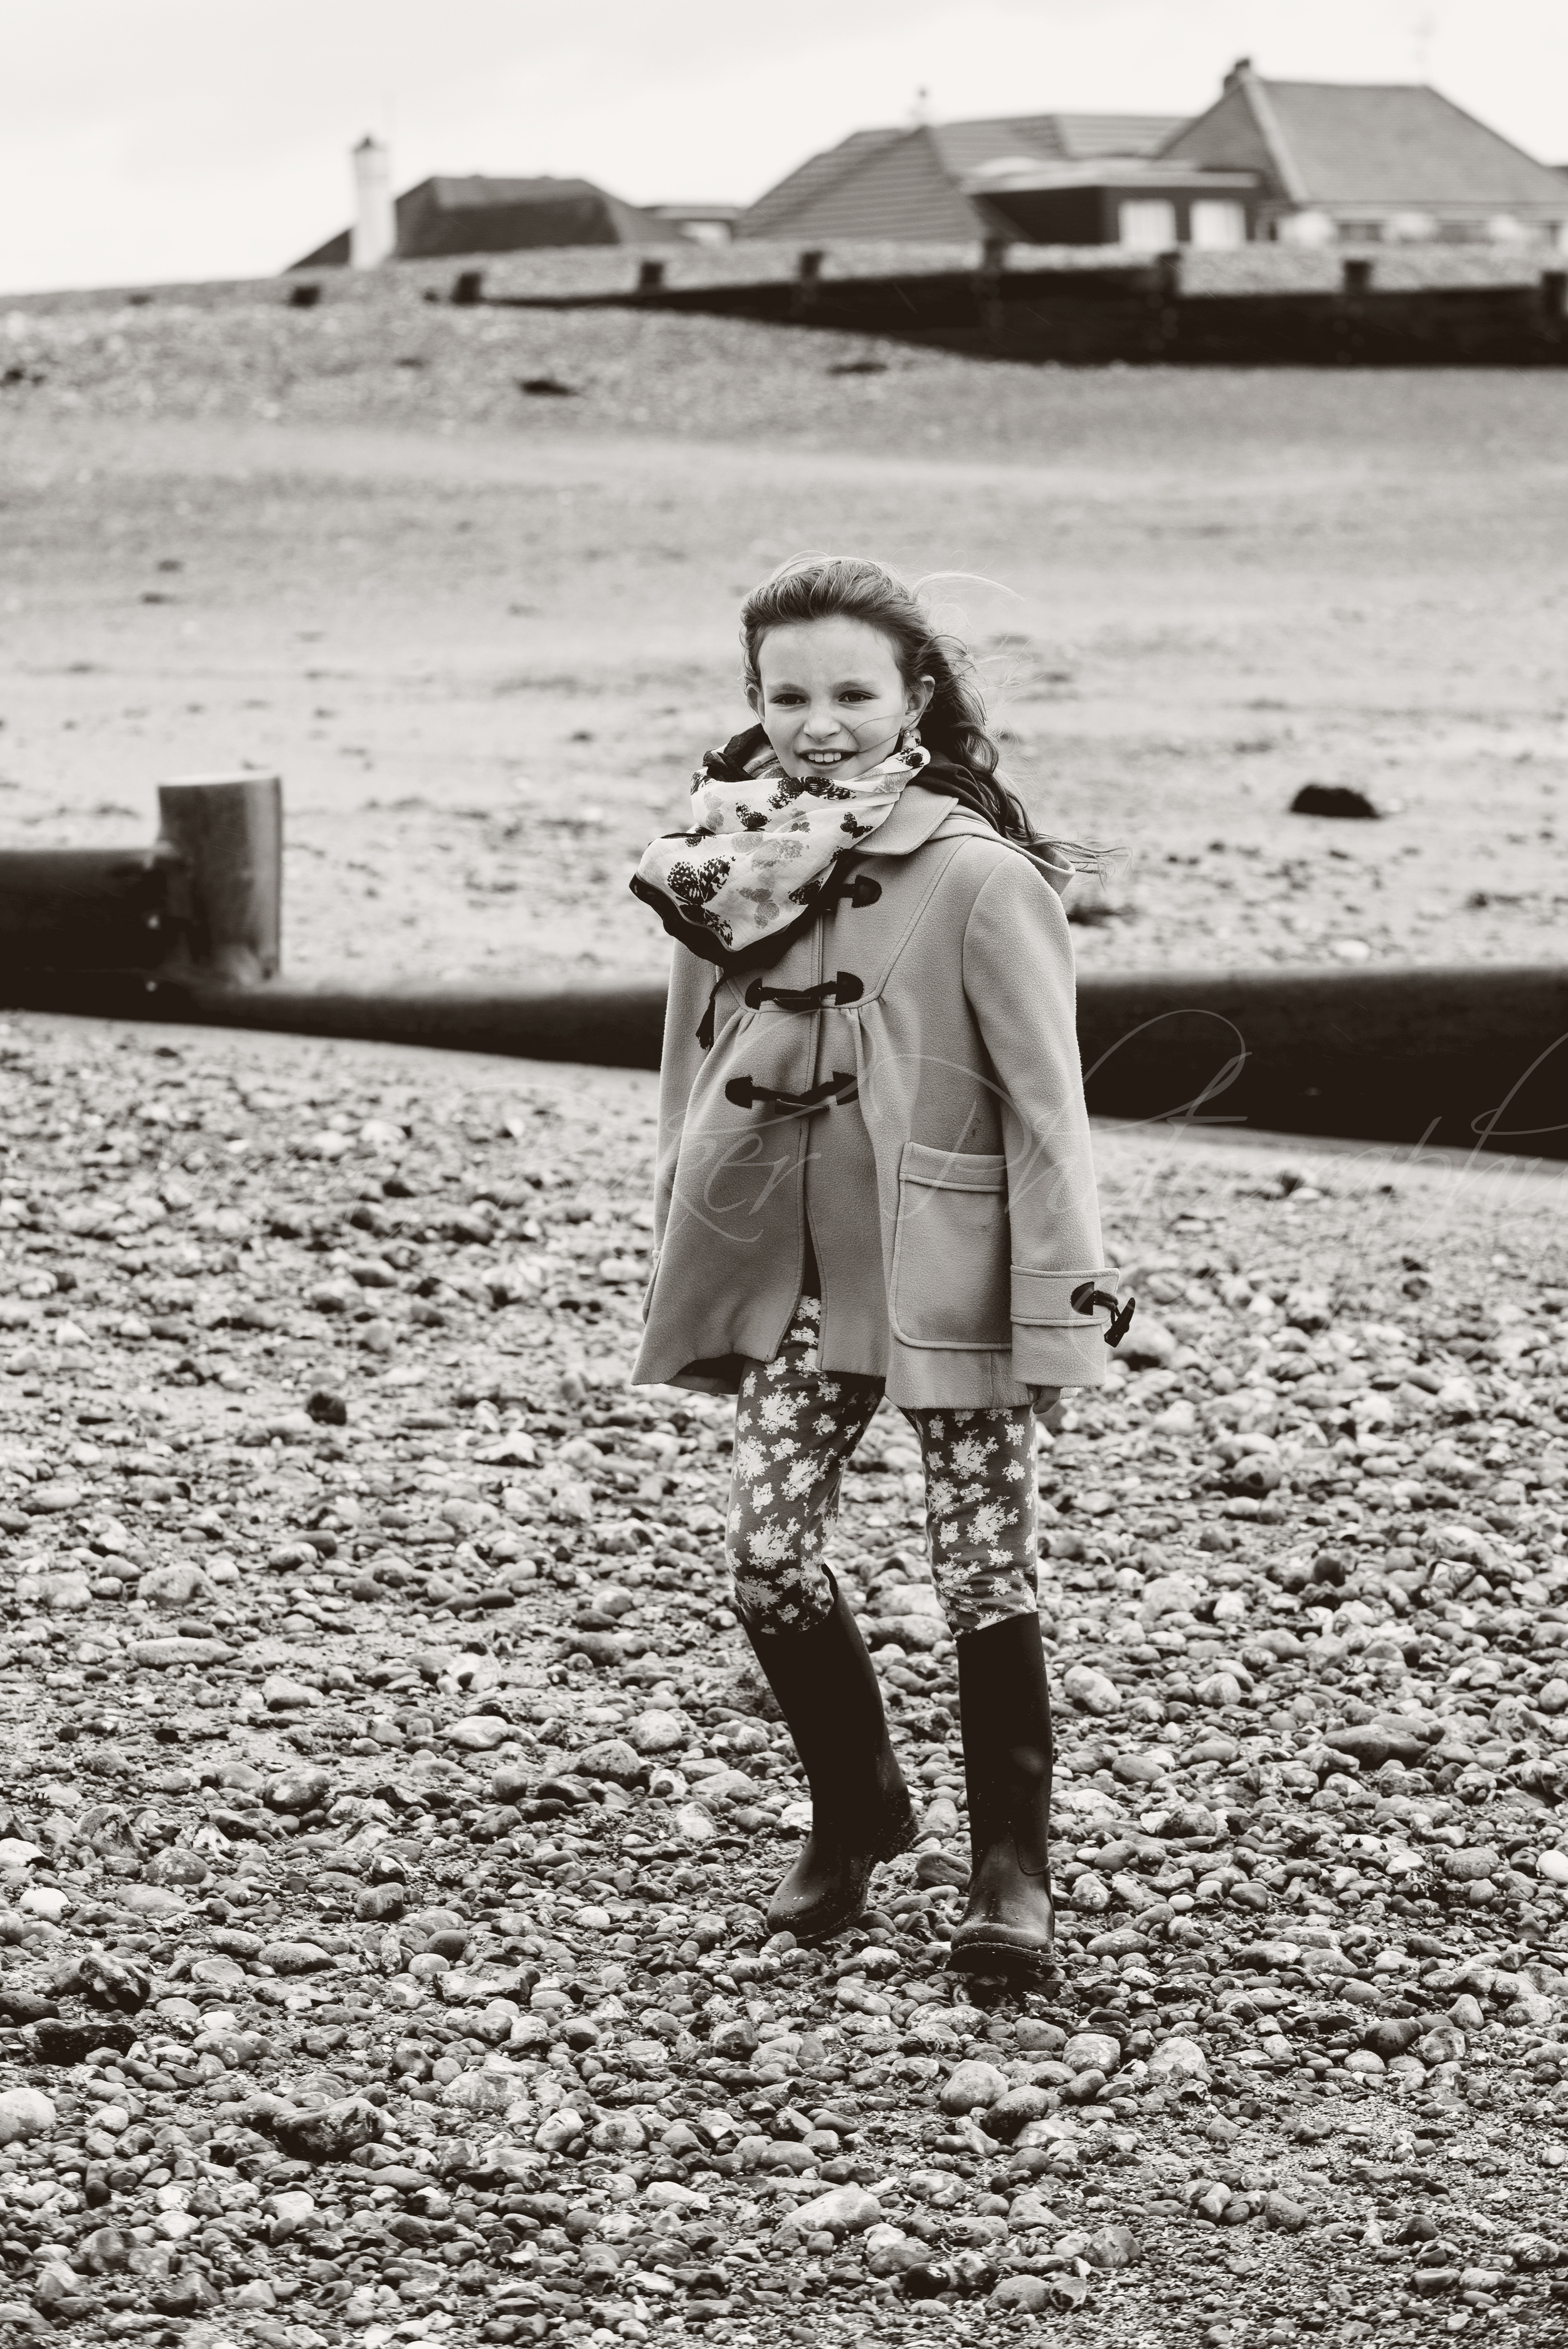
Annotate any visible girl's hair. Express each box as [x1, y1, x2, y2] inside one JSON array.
[[739, 553, 1108, 869]]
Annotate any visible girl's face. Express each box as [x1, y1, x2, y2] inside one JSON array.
[[749, 617, 932, 785]]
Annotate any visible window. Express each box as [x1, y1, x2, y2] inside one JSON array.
[[1278, 208, 1337, 248], [1189, 199, 1247, 250], [1118, 198, 1177, 250]]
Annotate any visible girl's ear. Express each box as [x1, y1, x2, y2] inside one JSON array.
[[906, 674, 935, 723], [745, 681, 763, 716]]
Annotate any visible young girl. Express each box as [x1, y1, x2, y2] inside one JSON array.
[[629, 556, 1129, 1976]]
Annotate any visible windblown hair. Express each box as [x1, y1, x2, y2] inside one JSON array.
[[739, 553, 1106, 869]]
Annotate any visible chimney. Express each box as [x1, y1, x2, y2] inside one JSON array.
[[1224, 57, 1254, 92], [350, 135, 396, 269]]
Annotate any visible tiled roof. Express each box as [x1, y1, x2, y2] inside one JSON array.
[[930, 113, 1184, 174], [739, 113, 1185, 238], [289, 174, 672, 267], [1268, 83, 1568, 205], [420, 174, 603, 208], [739, 129, 907, 238], [1168, 78, 1568, 210]]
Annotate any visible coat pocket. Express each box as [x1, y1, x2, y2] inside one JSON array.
[[889, 1140, 1009, 1350]]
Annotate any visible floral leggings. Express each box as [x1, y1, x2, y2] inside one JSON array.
[[726, 1298, 1038, 1640]]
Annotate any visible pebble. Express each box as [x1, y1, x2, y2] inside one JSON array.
[[790, 2184, 883, 2235], [575, 1736, 645, 1785], [1147, 2035, 1209, 2082], [1064, 2031, 1122, 2076], [270, 2095, 386, 2163], [939, 2060, 1009, 2114], [442, 1712, 514, 1751], [1063, 1663, 1123, 1715], [627, 1707, 689, 1752], [0, 2089, 55, 2144]]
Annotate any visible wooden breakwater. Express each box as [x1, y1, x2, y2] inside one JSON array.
[[6, 780, 1566, 1158], [489, 252, 1568, 367], [9, 963, 1565, 1160]]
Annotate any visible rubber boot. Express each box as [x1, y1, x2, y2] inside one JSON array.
[[948, 1611, 1056, 1976], [744, 1576, 916, 1941]]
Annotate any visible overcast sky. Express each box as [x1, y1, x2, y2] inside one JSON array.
[[1, 0, 1563, 294]]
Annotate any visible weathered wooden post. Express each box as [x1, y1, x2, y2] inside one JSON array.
[[975, 235, 1009, 351], [792, 249, 824, 322], [1146, 247, 1182, 356], [637, 258, 666, 294], [156, 775, 282, 985], [1333, 254, 1372, 364]]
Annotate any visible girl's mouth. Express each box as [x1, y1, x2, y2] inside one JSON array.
[[801, 748, 850, 767]]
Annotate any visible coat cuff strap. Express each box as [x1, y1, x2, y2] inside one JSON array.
[[1011, 1265, 1128, 1332]]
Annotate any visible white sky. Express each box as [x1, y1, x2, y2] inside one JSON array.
[[1, 0, 1564, 294]]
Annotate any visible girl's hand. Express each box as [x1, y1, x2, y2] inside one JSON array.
[[1028, 1385, 1064, 1421]]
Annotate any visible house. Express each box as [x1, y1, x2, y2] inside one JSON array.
[[737, 112, 1188, 244], [1162, 61, 1568, 246], [290, 172, 676, 269]]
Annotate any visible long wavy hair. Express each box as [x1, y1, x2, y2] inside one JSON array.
[[739, 553, 1108, 869]]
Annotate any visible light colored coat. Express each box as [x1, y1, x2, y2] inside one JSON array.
[[633, 788, 1120, 1408]]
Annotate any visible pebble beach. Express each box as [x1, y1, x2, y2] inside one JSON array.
[[1, 1010, 1566, 2349], [3, 266, 1568, 2349]]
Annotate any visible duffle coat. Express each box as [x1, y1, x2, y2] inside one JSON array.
[[632, 785, 1121, 1408]]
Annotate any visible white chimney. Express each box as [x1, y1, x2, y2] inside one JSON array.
[[350, 135, 396, 268]]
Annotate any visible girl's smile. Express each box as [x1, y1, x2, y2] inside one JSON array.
[[749, 615, 932, 784]]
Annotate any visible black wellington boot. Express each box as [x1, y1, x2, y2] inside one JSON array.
[[948, 1611, 1056, 1977], [744, 1576, 916, 1941]]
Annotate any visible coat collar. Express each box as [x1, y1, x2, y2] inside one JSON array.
[[862, 790, 1075, 903], [862, 787, 962, 859]]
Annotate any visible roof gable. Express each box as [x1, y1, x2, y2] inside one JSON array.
[[739, 127, 906, 238], [741, 111, 1187, 238], [1160, 81, 1291, 195], [1262, 82, 1568, 206], [1165, 75, 1568, 211], [753, 125, 988, 243]]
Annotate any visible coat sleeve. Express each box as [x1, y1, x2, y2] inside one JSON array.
[[650, 945, 718, 1268], [960, 850, 1121, 1389]]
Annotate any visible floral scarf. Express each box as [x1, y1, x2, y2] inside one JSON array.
[[630, 728, 930, 974]]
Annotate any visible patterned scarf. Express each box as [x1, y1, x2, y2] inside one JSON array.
[[630, 730, 930, 974]]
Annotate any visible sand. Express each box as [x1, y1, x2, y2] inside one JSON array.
[[1, 292, 1565, 991]]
